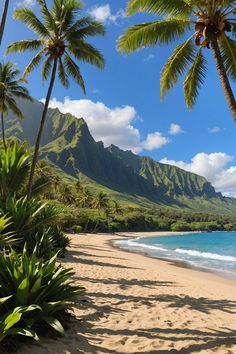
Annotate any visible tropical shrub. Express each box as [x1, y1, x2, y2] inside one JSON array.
[[0, 295, 40, 346], [0, 215, 17, 249], [171, 221, 191, 232], [0, 142, 30, 200], [0, 246, 85, 347], [72, 225, 83, 234], [34, 227, 70, 259]]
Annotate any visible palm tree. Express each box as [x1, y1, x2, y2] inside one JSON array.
[[0, 62, 32, 150], [110, 200, 123, 217], [91, 192, 110, 232], [6, 0, 105, 198], [118, 0, 236, 121], [0, 0, 9, 46]]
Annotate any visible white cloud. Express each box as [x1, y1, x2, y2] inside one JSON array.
[[208, 126, 221, 133], [169, 123, 183, 135], [143, 54, 155, 62], [160, 153, 236, 197], [88, 4, 126, 24], [44, 97, 170, 153], [143, 132, 170, 151], [16, 0, 36, 7]]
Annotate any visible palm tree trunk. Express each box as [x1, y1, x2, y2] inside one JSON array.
[[27, 58, 58, 199], [1, 112, 6, 151], [211, 37, 236, 122], [0, 0, 9, 46]]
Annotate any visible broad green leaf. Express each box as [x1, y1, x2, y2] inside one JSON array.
[[43, 316, 64, 335], [1, 312, 22, 331]]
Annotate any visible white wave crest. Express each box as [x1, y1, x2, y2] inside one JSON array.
[[175, 248, 236, 262]]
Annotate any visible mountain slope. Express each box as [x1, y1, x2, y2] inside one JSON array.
[[4, 98, 236, 214]]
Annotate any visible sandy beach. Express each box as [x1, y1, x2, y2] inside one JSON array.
[[19, 232, 236, 354]]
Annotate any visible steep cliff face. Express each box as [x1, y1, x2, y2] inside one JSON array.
[[107, 145, 220, 198], [4, 98, 236, 213]]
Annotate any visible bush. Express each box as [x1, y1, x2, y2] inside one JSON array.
[[0, 246, 85, 347], [33, 227, 70, 259], [72, 225, 83, 233], [171, 221, 191, 231]]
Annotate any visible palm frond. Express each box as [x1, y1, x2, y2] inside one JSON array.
[[160, 36, 196, 100], [5, 97, 23, 118], [219, 33, 236, 80], [127, 0, 192, 17], [64, 54, 85, 93], [36, 0, 56, 32], [41, 56, 52, 81], [66, 19, 105, 41], [6, 40, 44, 55], [118, 19, 191, 54], [14, 8, 50, 38], [65, 16, 105, 39], [184, 49, 207, 109], [68, 41, 105, 69], [23, 49, 45, 78], [58, 57, 69, 88], [52, 0, 84, 34]]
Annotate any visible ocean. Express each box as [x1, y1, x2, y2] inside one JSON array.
[[115, 232, 236, 280]]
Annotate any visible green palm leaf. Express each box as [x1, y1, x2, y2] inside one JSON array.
[[5, 97, 23, 118], [58, 58, 69, 88], [14, 8, 50, 38], [160, 36, 196, 100], [184, 49, 207, 109], [68, 41, 105, 68], [219, 33, 236, 80], [36, 0, 56, 32], [65, 17, 105, 40], [0, 62, 32, 149], [118, 19, 191, 54], [6, 40, 44, 55], [64, 54, 85, 93], [23, 49, 45, 78], [127, 0, 192, 17], [42, 57, 52, 81]]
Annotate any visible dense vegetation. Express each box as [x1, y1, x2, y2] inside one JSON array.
[[33, 160, 236, 233]]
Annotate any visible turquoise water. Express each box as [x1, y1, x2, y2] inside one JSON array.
[[115, 232, 236, 279]]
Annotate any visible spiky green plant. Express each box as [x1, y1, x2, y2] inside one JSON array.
[[0, 215, 17, 249], [6, 0, 106, 198], [0, 143, 30, 199], [0, 246, 84, 346], [118, 0, 236, 121], [0, 62, 32, 150]]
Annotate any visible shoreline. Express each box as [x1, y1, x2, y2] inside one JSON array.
[[110, 231, 236, 283], [18, 232, 236, 354]]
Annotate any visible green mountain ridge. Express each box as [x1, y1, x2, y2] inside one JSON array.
[[4, 98, 236, 214]]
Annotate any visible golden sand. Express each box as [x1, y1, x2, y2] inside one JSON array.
[[19, 232, 236, 354]]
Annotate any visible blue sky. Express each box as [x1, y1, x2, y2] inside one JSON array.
[[1, 0, 236, 196]]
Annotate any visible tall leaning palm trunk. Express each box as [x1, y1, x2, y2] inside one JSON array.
[[27, 59, 58, 198], [6, 0, 105, 199], [0, 0, 9, 46]]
